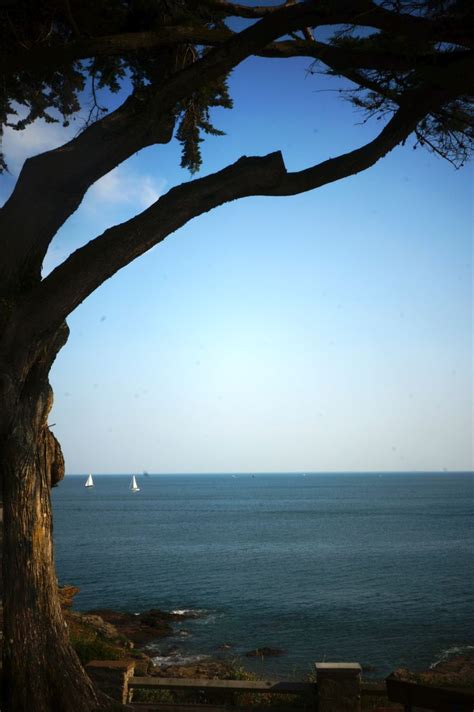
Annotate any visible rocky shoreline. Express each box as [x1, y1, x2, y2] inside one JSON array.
[[60, 585, 236, 679], [59, 586, 474, 688]]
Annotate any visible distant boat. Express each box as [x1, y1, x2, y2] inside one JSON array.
[[85, 474, 94, 488], [130, 475, 140, 493]]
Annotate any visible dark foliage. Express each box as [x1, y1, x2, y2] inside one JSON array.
[[0, 0, 231, 172], [315, 1, 474, 167], [1, 0, 473, 173]]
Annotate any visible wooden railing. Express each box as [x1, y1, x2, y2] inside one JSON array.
[[85, 658, 474, 712], [129, 676, 314, 695], [128, 676, 316, 711], [127, 663, 364, 711], [129, 672, 474, 712], [386, 674, 474, 712]]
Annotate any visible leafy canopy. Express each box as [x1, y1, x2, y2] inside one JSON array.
[[1, 0, 473, 174], [1, 0, 232, 173]]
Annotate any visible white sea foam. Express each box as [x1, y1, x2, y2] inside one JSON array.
[[193, 612, 224, 626], [171, 608, 207, 617], [152, 653, 210, 667], [430, 645, 474, 668]]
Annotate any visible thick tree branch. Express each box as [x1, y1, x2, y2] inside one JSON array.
[[260, 40, 471, 72], [2, 0, 472, 297], [3, 2, 472, 77], [354, 2, 474, 49], [265, 100, 427, 197], [0, 0, 366, 292], [16, 84, 454, 346], [0, 26, 227, 75], [0, 1, 359, 293], [271, 52, 474, 195], [141, 2, 372, 107], [0, 95, 175, 293], [15, 152, 287, 341], [4, 25, 468, 76]]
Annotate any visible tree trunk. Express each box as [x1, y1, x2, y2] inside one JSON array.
[[1, 326, 115, 711]]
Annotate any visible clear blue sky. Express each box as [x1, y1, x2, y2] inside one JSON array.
[[2, 50, 472, 474]]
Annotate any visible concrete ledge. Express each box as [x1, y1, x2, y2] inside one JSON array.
[[315, 663, 362, 675], [87, 660, 135, 670], [87, 659, 135, 704]]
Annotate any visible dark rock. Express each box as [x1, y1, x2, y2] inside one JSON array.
[[68, 611, 129, 646], [89, 609, 175, 645], [58, 584, 80, 608], [245, 647, 286, 658], [393, 656, 474, 689], [168, 609, 203, 620]]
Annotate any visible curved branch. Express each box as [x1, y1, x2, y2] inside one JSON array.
[[260, 40, 471, 72], [3, 0, 472, 296], [1, 26, 229, 75], [5, 25, 468, 77], [0, 1, 358, 294], [17, 152, 287, 340], [3, 2, 472, 77], [354, 3, 474, 49], [17, 88, 446, 344], [0, 1, 365, 292], [0, 95, 175, 293]]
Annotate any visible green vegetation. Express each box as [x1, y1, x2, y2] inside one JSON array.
[[132, 662, 309, 709], [66, 615, 126, 665], [69, 629, 124, 666], [131, 687, 175, 704]]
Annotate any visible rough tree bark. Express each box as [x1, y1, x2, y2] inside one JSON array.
[[0, 325, 116, 711]]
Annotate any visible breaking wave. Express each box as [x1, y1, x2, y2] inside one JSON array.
[[152, 653, 210, 668], [171, 608, 207, 617], [430, 645, 474, 668]]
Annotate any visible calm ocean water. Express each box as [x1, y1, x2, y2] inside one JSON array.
[[52, 472, 473, 677]]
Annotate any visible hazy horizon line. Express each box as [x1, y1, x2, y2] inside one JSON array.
[[65, 469, 473, 476]]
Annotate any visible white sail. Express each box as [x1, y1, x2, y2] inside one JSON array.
[[85, 474, 94, 487], [130, 475, 140, 492]]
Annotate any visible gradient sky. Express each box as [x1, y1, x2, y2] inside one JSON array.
[[2, 47, 472, 474]]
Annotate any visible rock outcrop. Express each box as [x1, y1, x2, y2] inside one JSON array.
[[393, 654, 474, 689], [88, 609, 179, 646]]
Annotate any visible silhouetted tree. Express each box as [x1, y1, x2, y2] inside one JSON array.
[[1, 1, 472, 710]]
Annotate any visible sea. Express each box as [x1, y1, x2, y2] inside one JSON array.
[[52, 472, 474, 678]]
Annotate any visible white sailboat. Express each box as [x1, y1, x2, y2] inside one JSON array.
[[129, 475, 140, 493], [85, 474, 94, 488]]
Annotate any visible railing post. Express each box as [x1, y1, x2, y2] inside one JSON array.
[[86, 659, 135, 704], [315, 662, 362, 712]]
